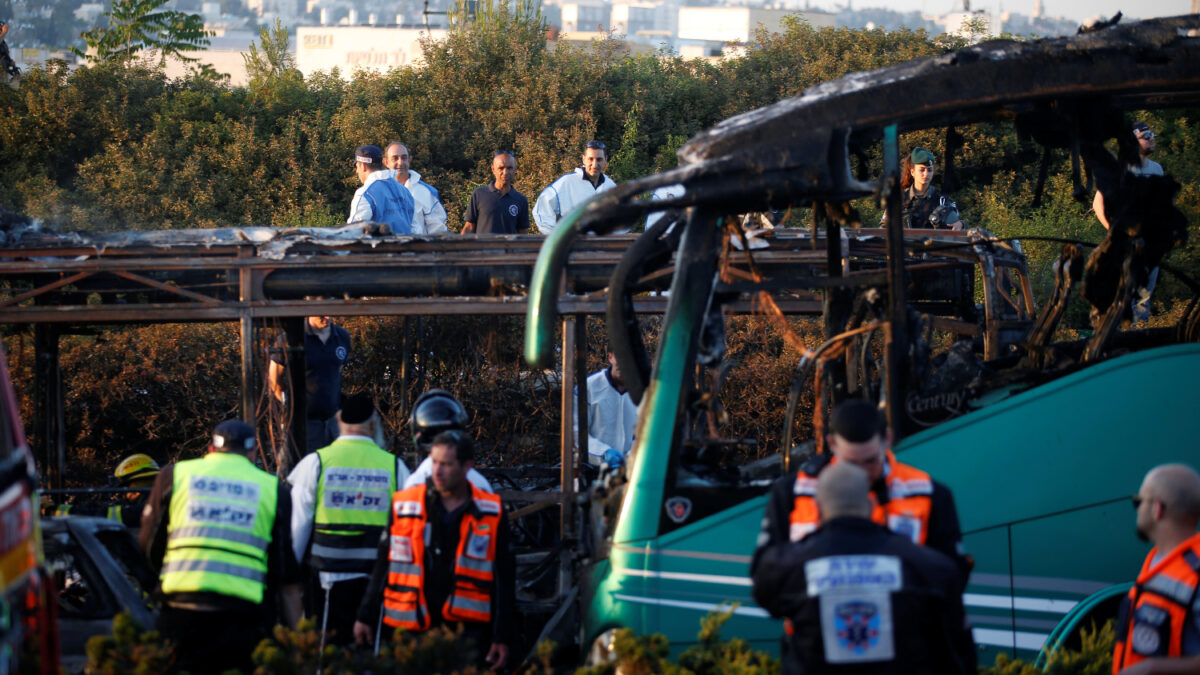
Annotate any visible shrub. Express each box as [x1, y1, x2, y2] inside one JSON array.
[[980, 620, 1116, 675]]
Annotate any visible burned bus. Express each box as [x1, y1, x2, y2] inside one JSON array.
[[524, 14, 1200, 665]]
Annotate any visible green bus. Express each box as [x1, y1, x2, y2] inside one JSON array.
[[525, 15, 1200, 666]]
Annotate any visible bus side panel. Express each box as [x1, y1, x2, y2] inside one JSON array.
[[1008, 503, 1142, 648], [622, 495, 780, 653], [898, 344, 1200, 663], [898, 344, 1200, 534], [961, 527, 1015, 661]]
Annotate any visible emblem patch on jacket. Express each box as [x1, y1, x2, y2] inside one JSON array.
[[887, 514, 922, 544], [805, 555, 900, 664], [466, 532, 491, 560], [390, 535, 413, 563]]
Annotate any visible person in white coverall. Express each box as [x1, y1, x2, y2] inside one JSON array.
[[384, 142, 450, 235], [534, 140, 620, 235], [579, 351, 638, 467]]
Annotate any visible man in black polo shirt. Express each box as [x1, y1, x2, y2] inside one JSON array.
[[462, 150, 530, 235], [268, 312, 352, 459]]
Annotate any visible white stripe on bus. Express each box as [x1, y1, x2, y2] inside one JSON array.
[[612, 593, 771, 618], [615, 570, 1077, 615], [613, 593, 1060, 649], [613, 567, 752, 586], [964, 593, 1077, 614], [972, 627, 1049, 651]]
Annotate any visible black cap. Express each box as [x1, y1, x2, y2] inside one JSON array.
[[1132, 121, 1151, 134], [340, 392, 376, 425], [354, 145, 383, 166], [212, 420, 256, 452]]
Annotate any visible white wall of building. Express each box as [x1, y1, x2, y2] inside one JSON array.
[[941, 11, 1003, 38], [677, 7, 832, 43], [296, 26, 448, 76], [561, 2, 612, 32], [611, 1, 675, 42]]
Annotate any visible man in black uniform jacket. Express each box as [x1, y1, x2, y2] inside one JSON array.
[[755, 399, 971, 588], [752, 462, 970, 674]]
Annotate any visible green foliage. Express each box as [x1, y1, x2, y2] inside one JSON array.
[[2, 7, 968, 233], [72, 0, 210, 65], [980, 620, 1116, 675], [84, 611, 175, 674], [606, 101, 647, 182], [574, 628, 675, 674], [577, 607, 779, 674], [243, 20, 298, 89], [84, 613, 492, 674], [675, 608, 780, 674]]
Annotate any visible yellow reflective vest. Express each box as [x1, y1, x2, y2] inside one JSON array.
[[160, 452, 278, 604], [311, 437, 397, 572]]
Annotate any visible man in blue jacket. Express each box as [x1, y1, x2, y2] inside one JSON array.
[[348, 144, 414, 234]]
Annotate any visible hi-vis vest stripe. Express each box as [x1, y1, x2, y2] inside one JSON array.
[[311, 438, 397, 573], [790, 450, 933, 544], [383, 483, 502, 630], [161, 558, 266, 583], [1113, 533, 1200, 673], [161, 452, 277, 605]]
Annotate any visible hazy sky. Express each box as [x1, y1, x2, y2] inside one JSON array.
[[853, 0, 1194, 24]]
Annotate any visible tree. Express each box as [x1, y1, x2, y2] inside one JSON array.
[[71, 0, 210, 65], [242, 19, 297, 87]]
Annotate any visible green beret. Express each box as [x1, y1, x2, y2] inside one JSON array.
[[910, 148, 935, 165]]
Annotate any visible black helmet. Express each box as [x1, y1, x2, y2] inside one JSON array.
[[410, 389, 467, 452], [212, 419, 256, 453]]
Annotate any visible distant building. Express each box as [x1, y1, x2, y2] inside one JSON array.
[[9, 48, 79, 74], [295, 26, 448, 76], [246, 0, 303, 20], [160, 30, 267, 85], [611, 1, 676, 43], [73, 3, 105, 24], [560, 1, 612, 32], [939, 10, 1002, 39], [677, 7, 832, 43]]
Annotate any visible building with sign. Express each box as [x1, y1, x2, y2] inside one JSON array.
[[296, 26, 448, 76]]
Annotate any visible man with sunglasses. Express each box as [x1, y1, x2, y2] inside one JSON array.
[[534, 140, 620, 235], [1113, 464, 1200, 674], [1093, 121, 1165, 323]]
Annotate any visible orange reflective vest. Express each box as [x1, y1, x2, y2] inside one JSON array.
[[789, 450, 933, 544], [1112, 532, 1200, 673], [382, 483, 502, 631]]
